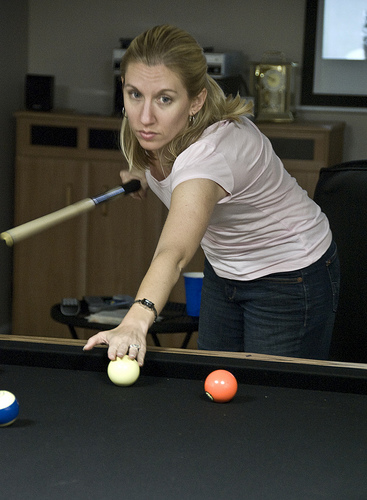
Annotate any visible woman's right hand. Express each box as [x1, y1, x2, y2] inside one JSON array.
[[120, 169, 149, 200]]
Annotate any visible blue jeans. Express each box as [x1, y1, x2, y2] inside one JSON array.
[[198, 241, 340, 360]]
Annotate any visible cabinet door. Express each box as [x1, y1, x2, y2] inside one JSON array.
[[86, 162, 167, 296], [12, 157, 89, 337], [86, 162, 204, 302]]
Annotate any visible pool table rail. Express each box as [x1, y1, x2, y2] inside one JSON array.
[[1, 335, 367, 395]]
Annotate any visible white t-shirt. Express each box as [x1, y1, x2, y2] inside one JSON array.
[[146, 118, 332, 280]]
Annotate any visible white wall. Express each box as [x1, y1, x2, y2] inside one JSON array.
[[27, 0, 305, 114], [26, 0, 367, 160]]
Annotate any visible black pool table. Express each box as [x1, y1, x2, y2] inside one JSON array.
[[1, 335, 367, 500]]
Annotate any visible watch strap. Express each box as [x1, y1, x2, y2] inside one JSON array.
[[132, 298, 158, 322]]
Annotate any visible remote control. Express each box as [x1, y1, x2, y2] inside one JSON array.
[[60, 298, 81, 316]]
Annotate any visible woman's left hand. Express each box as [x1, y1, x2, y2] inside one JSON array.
[[120, 169, 149, 200], [83, 324, 147, 366]]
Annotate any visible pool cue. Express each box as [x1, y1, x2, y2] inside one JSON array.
[[1, 179, 141, 247]]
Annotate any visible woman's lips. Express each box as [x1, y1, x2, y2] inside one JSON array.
[[138, 130, 157, 141]]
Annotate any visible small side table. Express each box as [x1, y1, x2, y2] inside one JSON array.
[[51, 301, 199, 349]]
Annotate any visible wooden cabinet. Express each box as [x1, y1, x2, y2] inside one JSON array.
[[13, 156, 90, 337], [11, 111, 203, 342], [11, 113, 344, 342], [257, 120, 345, 197]]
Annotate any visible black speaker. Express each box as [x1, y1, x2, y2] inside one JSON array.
[[25, 74, 54, 111]]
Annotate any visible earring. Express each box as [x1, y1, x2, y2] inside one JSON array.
[[122, 107, 128, 119], [189, 114, 195, 124]]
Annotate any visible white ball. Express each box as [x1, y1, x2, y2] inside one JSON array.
[[107, 355, 140, 386]]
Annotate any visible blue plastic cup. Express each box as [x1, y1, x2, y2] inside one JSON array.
[[183, 272, 204, 317]]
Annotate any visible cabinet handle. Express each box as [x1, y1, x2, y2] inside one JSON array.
[[65, 184, 73, 206]]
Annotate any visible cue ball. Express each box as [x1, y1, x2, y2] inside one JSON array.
[[0, 390, 20, 427], [107, 355, 140, 386], [204, 370, 238, 403]]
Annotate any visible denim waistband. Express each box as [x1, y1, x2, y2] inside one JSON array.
[[204, 240, 338, 283]]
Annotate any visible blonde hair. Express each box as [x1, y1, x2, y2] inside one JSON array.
[[120, 25, 252, 172]]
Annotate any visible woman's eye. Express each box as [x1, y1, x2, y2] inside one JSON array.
[[159, 95, 172, 104], [129, 91, 141, 100]]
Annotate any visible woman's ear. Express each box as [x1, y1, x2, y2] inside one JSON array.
[[190, 88, 207, 115]]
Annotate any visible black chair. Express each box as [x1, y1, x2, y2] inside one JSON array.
[[313, 160, 367, 362]]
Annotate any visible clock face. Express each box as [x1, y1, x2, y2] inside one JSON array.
[[262, 69, 286, 92]]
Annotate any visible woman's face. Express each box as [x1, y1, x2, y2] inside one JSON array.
[[123, 62, 206, 155]]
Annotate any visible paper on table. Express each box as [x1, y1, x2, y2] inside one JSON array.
[[86, 309, 129, 325]]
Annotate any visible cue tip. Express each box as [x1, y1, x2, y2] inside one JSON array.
[[0, 232, 14, 247]]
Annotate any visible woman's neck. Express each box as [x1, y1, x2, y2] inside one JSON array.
[[149, 152, 171, 181]]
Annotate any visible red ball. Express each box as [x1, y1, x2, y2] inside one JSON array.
[[204, 369, 238, 403]]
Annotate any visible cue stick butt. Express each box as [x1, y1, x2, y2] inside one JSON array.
[[1, 198, 96, 246], [1, 179, 141, 246], [1, 231, 14, 247]]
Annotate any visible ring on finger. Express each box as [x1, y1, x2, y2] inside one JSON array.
[[129, 343, 140, 351]]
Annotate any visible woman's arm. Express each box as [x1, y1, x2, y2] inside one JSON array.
[[83, 178, 227, 365]]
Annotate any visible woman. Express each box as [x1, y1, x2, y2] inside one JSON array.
[[84, 25, 339, 364]]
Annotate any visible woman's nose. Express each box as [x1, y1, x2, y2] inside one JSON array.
[[140, 101, 155, 124]]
